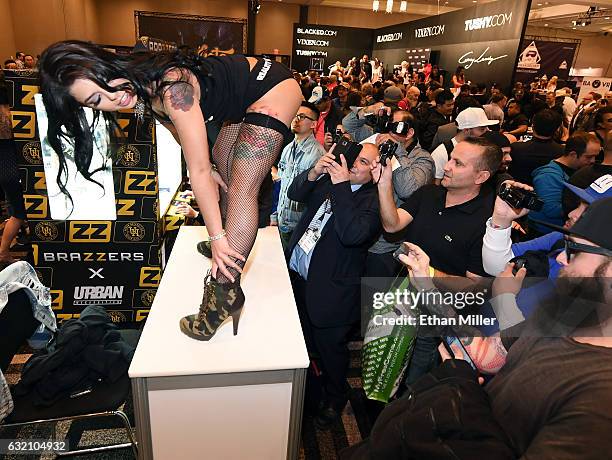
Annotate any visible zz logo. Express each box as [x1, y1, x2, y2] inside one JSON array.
[[124, 171, 157, 195], [136, 310, 150, 322], [21, 85, 39, 106], [164, 215, 183, 232], [116, 199, 136, 216], [34, 171, 47, 190], [139, 267, 161, 287], [50, 290, 64, 310], [24, 194, 48, 219], [11, 111, 36, 138], [68, 221, 112, 243]]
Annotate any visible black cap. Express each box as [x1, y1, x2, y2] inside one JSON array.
[[532, 197, 612, 250], [483, 131, 510, 149]]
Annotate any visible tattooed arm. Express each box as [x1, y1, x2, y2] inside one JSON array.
[[161, 69, 244, 280]]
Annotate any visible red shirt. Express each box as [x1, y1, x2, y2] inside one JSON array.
[[315, 111, 329, 146]]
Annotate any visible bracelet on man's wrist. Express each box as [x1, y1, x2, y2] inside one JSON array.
[[208, 230, 226, 241]]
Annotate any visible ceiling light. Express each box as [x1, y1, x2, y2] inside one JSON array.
[[606, 17, 611, 20], [400, 0, 407, 12], [386, 0, 393, 13], [537, 2, 542, 5], [572, 26, 577, 29], [373, 0, 379, 12], [545, 23, 549, 26]]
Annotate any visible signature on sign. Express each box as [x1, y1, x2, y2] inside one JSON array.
[[458, 47, 508, 69]]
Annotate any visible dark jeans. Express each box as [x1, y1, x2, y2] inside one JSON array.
[[364, 250, 402, 279], [0, 289, 38, 372], [404, 336, 441, 387]]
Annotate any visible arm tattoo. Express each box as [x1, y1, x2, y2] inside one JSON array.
[[168, 83, 194, 112]]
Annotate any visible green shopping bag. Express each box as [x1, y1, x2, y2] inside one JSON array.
[[361, 273, 419, 403]]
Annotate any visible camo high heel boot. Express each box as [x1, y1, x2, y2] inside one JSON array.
[[179, 270, 245, 341]]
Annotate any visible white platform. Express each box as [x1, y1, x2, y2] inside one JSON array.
[[129, 226, 309, 460]]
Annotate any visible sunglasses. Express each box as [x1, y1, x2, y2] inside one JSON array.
[[564, 239, 612, 262], [294, 113, 316, 122]]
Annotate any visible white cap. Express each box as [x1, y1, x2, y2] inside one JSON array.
[[456, 107, 499, 130], [308, 86, 328, 104]]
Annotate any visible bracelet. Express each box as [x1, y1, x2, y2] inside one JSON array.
[[208, 230, 226, 241]]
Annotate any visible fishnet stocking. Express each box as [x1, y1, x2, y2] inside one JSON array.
[[212, 123, 284, 283], [211, 123, 242, 220]]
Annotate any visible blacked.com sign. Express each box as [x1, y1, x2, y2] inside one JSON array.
[[292, 24, 373, 72]]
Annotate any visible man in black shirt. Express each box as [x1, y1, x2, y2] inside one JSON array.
[[501, 101, 529, 137], [419, 89, 454, 151], [508, 109, 564, 185], [373, 136, 502, 278]]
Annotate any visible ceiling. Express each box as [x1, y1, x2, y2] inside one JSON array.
[[264, 0, 612, 33]]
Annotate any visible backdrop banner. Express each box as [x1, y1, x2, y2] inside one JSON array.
[[135, 11, 247, 57], [291, 24, 373, 73], [372, 0, 531, 92], [515, 39, 578, 83], [6, 70, 162, 324], [578, 77, 612, 100]]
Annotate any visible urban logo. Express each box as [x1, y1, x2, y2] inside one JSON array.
[[123, 222, 146, 242], [118, 144, 141, 167], [414, 25, 445, 38], [22, 141, 42, 164], [35, 221, 59, 241], [517, 41, 541, 69], [464, 12, 512, 31], [73, 285, 124, 305], [377, 32, 403, 43]]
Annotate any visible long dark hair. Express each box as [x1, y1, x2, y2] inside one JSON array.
[[38, 40, 211, 202]]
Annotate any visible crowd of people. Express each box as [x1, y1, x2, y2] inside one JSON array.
[[275, 58, 612, 457], [1, 43, 612, 458], [3, 51, 37, 70]]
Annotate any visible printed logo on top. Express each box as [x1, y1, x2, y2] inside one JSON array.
[[464, 12, 512, 31], [296, 27, 337, 36], [41, 251, 145, 263], [22, 141, 42, 164], [414, 25, 445, 38], [68, 221, 112, 243], [376, 32, 403, 43], [517, 41, 541, 70]]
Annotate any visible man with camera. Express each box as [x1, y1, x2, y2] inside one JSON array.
[[308, 85, 343, 147], [286, 143, 381, 429], [361, 110, 434, 278]]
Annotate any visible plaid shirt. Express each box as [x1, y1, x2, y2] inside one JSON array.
[[277, 134, 325, 232]]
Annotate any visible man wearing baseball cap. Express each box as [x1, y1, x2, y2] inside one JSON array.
[[308, 85, 342, 147], [383, 86, 403, 109], [431, 107, 498, 184]]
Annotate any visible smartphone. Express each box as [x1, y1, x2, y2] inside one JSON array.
[[443, 336, 477, 371]]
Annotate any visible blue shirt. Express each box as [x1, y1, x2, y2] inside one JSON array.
[[289, 183, 362, 280]]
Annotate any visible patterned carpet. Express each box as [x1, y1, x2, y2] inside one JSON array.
[[1, 340, 378, 460]]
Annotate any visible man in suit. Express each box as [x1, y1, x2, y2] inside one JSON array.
[[287, 143, 381, 429]]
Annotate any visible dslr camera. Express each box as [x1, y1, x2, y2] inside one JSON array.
[[379, 140, 398, 166], [364, 111, 391, 134], [498, 183, 543, 211]]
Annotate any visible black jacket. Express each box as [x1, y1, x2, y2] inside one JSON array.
[[286, 170, 381, 327], [14, 305, 135, 407], [324, 103, 344, 138]]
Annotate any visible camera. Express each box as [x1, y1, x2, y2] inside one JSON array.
[[334, 137, 362, 169], [331, 128, 344, 145], [511, 257, 527, 275], [379, 140, 398, 167], [364, 111, 391, 134], [498, 183, 544, 211]]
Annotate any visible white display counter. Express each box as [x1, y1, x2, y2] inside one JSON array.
[[129, 226, 309, 460]]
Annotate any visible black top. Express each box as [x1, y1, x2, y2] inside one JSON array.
[[399, 184, 495, 276], [508, 137, 564, 185], [487, 318, 612, 458], [502, 113, 529, 133]]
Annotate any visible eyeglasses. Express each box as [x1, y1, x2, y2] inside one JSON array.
[[294, 113, 316, 122], [564, 239, 612, 262]]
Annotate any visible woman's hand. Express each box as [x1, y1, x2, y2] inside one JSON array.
[[210, 169, 228, 202], [210, 236, 245, 282]]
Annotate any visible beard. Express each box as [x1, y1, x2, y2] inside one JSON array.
[[533, 260, 612, 335]]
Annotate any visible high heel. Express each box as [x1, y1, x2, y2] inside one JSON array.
[[196, 240, 212, 258], [179, 271, 245, 341]]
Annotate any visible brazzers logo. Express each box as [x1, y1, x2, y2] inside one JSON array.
[[68, 221, 112, 243], [124, 171, 157, 195], [465, 12, 512, 31]]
